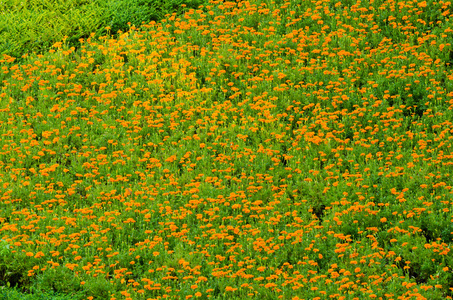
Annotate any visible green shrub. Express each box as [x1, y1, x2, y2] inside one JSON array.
[[0, 286, 78, 300], [0, 239, 34, 290], [0, 0, 107, 59], [0, 0, 208, 63], [30, 267, 83, 297]]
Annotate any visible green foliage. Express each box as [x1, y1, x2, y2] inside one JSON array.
[[0, 240, 33, 290], [0, 0, 209, 63], [0, 0, 107, 59], [103, 0, 163, 35], [31, 267, 82, 296], [0, 287, 77, 300]]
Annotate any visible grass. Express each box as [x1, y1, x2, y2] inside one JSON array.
[[0, 0, 453, 299]]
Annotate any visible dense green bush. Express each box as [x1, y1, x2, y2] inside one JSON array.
[[0, 287, 78, 300], [0, 0, 207, 62]]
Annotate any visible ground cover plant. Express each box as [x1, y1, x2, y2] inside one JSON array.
[[0, 0, 205, 63], [1, 0, 453, 299]]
